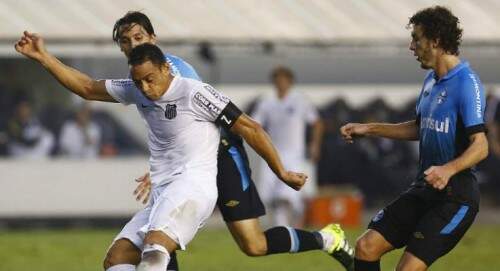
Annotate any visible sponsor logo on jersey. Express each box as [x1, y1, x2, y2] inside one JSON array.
[[421, 117, 450, 133], [203, 85, 229, 103], [194, 92, 222, 116], [164, 104, 177, 119], [225, 200, 240, 207], [112, 80, 134, 87], [468, 73, 482, 119]]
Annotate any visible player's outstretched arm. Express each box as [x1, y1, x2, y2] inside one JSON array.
[[425, 132, 488, 190], [340, 120, 419, 143], [230, 114, 307, 191], [14, 31, 116, 102]]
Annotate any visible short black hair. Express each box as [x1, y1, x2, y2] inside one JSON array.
[[113, 11, 155, 42], [408, 6, 462, 55], [128, 43, 166, 67], [270, 66, 295, 82]]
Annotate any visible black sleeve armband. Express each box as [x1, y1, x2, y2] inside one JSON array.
[[215, 102, 242, 129]]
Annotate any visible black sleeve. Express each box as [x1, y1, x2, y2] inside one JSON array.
[[215, 102, 243, 129], [465, 124, 486, 136]]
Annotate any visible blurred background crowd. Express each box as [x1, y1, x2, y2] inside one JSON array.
[[1, 83, 499, 207], [1, 0, 500, 227]]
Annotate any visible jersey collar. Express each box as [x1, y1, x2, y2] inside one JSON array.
[[433, 60, 469, 82]]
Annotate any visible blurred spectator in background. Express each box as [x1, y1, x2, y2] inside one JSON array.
[[485, 89, 500, 154], [59, 103, 101, 159], [478, 88, 500, 204], [6, 96, 54, 158], [252, 66, 324, 226], [352, 99, 415, 205]]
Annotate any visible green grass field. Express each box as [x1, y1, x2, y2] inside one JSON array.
[[1, 225, 498, 271]]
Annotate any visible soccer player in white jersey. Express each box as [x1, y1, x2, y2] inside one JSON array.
[[15, 33, 307, 271], [252, 66, 324, 227], [115, 12, 354, 271]]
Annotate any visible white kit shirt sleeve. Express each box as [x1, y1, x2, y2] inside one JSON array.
[[190, 83, 231, 123], [104, 79, 138, 105]]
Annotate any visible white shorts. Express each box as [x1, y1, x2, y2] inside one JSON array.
[[113, 173, 217, 250]]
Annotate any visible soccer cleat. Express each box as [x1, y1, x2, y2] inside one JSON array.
[[319, 223, 355, 271]]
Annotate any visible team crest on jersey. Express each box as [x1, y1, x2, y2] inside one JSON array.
[[164, 104, 177, 119], [437, 89, 447, 104]]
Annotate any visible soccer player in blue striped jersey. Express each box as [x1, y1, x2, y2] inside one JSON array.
[[340, 6, 488, 271], [110, 11, 354, 271]]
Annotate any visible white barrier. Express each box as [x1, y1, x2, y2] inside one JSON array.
[[0, 158, 148, 217]]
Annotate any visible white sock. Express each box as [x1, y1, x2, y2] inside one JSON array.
[[106, 264, 135, 271], [137, 244, 171, 271]]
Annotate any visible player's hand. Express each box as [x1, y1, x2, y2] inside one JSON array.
[[424, 165, 455, 190], [133, 172, 151, 204], [340, 123, 369, 143], [14, 31, 48, 62], [280, 171, 308, 191]]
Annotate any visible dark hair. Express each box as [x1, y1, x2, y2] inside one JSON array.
[[128, 43, 166, 67], [112, 11, 155, 42], [270, 66, 295, 82], [408, 6, 462, 55]]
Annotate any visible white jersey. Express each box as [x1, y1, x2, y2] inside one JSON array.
[[105, 76, 230, 186], [252, 90, 318, 160]]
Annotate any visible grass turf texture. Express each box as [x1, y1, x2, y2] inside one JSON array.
[[0, 225, 497, 271]]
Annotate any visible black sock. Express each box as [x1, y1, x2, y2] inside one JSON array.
[[264, 226, 323, 255], [354, 258, 380, 271], [166, 251, 179, 271]]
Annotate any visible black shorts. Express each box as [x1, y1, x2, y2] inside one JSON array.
[[216, 143, 266, 222], [368, 186, 478, 266]]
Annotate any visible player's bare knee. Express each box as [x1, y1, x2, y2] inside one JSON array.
[[103, 239, 140, 269], [144, 230, 178, 253], [241, 238, 267, 257], [355, 235, 380, 259]]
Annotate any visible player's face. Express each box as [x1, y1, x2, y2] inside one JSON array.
[[409, 25, 436, 69], [273, 74, 293, 94], [130, 61, 171, 100], [118, 24, 157, 59]]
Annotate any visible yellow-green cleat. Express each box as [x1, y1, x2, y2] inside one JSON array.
[[319, 224, 354, 271]]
